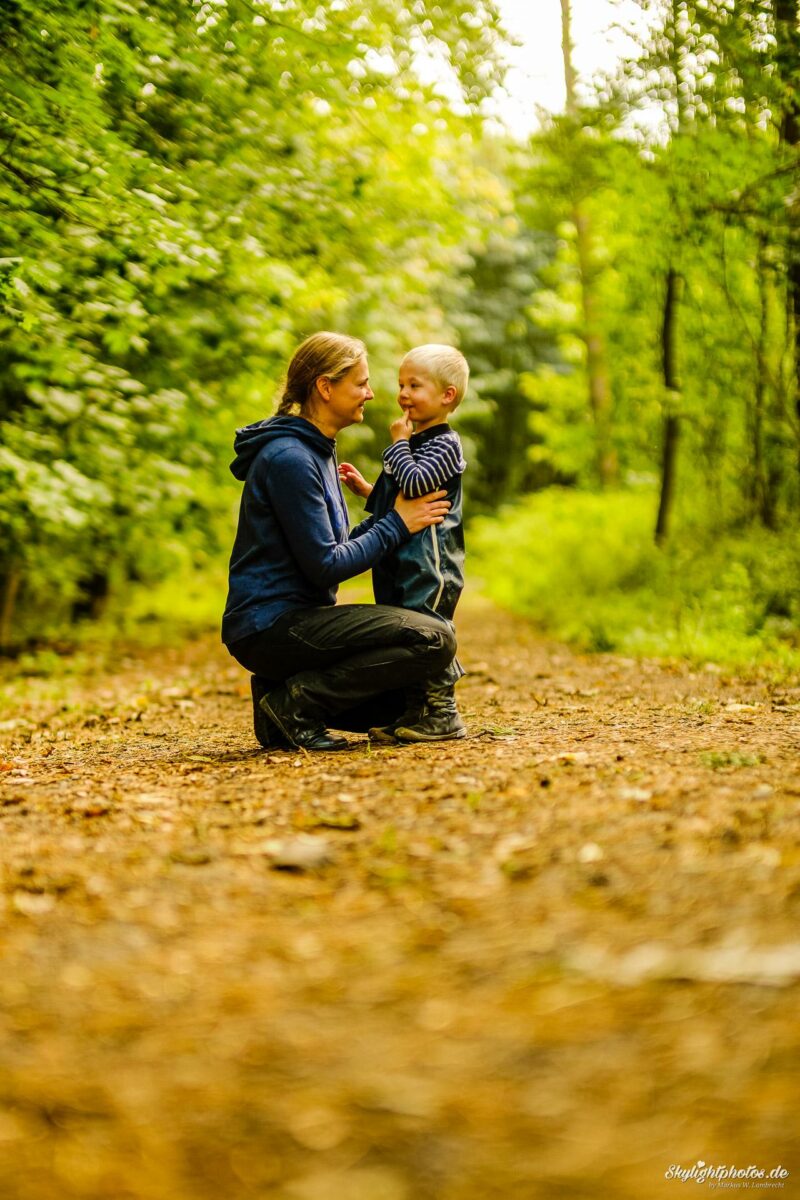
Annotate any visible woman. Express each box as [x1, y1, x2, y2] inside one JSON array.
[[222, 331, 457, 751]]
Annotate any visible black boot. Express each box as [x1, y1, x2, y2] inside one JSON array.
[[251, 676, 290, 749], [368, 685, 425, 744], [259, 684, 350, 752], [394, 680, 466, 743]]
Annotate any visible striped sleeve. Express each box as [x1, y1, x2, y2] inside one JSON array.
[[383, 432, 466, 499]]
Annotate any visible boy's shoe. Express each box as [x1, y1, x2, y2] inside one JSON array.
[[394, 710, 466, 742], [394, 679, 466, 743], [251, 675, 289, 749], [258, 684, 350, 752], [368, 686, 426, 744], [367, 723, 400, 744]]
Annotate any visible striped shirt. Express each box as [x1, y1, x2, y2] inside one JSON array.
[[383, 428, 466, 498]]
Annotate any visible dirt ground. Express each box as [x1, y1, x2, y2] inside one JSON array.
[[1, 592, 799, 1200]]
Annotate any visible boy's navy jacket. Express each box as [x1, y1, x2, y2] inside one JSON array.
[[365, 424, 466, 622], [222, 415, 409, 646]]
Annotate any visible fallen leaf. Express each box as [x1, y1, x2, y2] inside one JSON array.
[[266, 835, 334, 871]]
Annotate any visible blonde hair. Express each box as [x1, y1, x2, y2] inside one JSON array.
[[277, 332, 367, 416], [401, 344, 470, 406]]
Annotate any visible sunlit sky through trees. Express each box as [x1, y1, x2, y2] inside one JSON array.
[[488, 0, 651, 134]]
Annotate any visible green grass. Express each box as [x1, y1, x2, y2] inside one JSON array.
[[469, 489, 800, 679], [3, 493, 799, 688], [700, 751, 766, 769], [0, 565, 226, 692]]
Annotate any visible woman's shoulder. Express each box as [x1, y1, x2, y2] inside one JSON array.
[[252, 436, 330, 493]]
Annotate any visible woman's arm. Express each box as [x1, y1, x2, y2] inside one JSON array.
[[265, 448, 448, 588], [349, 515, 375, 540]]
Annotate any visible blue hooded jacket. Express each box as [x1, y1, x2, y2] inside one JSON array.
[[222, 416, 409, 646]]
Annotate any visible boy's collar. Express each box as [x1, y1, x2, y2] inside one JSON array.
[[410, 423, 451, 445]]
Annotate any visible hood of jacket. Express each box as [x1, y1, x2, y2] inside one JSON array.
[[230, 415, 335, 480]]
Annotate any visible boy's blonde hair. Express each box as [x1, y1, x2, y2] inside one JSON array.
[[401, 344, 469, 407]]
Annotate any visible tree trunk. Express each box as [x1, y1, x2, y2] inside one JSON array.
[[0, 563, 21, 653], [654, 0, 689, 546], [560, 0, 578, 115], [560, 0, 617, 488], [752, 236, 785, 528], [774, 0, 800, 474], [655, 267, 683, 544], [752, 236, 769, 523]]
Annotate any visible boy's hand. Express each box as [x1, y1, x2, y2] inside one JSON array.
[[390, 413, 413, 443], [338, 462, 373, 498]]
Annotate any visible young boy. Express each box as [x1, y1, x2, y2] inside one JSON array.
[[339, 344, 468, 742]]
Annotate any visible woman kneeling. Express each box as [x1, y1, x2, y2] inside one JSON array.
[[222, 332, 456, 751]]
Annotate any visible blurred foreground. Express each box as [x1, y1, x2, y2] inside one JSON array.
[[1, 595, 798, 1199]]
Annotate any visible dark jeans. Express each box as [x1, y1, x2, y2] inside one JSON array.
[[228, 604, 457, 732]]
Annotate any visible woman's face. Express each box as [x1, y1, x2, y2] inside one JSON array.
[[322, 356, 373, 430]]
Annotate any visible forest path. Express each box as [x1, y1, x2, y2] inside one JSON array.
[[1, 594, 799, 1200]]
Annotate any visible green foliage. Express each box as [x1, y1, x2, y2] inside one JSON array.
[[0, 0, 507, 647], [447, 214, 566, 506], [469, 491, 800, 673], [2, 0, 799, 670], [461, 0, 800, 570]]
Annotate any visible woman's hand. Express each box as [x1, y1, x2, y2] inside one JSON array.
[[394, 489, 450, 533], [339, 462, 373, 498]]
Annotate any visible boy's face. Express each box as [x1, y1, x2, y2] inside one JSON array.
[[397, 362, 456, 431]]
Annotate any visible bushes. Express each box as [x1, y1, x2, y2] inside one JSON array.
[[0, 0, 506, 652], [469, 490, 800, 673]]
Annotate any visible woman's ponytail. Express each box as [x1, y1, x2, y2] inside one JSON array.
[[276, 383, 302, 416]]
